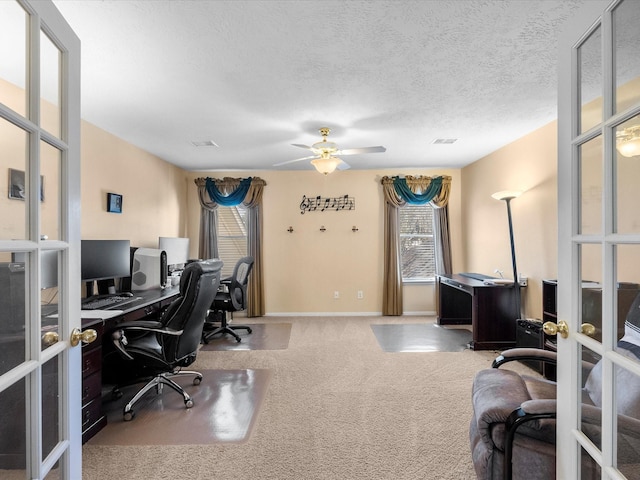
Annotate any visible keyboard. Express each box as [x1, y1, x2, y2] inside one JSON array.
[[82, 295, 138, 311]]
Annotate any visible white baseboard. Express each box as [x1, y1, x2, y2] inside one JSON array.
[[265, 311, 382, 317], [264, 310, 436, 317]]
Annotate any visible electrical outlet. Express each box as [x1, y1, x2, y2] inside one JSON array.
[[334, 291, 340, 299], [357, 290, 364, 299], [518, 275, 528, 287]]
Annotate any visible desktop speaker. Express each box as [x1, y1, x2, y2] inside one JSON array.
[[131, 248, 168, 290]]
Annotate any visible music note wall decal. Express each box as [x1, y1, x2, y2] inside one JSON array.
[[299, 194, 355, 214]]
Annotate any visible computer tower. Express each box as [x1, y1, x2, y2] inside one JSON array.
[[131, 248, 168, 290]]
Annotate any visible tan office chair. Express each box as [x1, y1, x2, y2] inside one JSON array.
[[470, 294, 640, 480], [102, 259, 222, 420], [202, 256, 254, 343]]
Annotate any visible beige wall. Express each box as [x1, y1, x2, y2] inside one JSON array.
[[461, 121, 559, 319], [185, 168, 463, 315], [80, 121, 189, 246], [3, 75, 563, 317]]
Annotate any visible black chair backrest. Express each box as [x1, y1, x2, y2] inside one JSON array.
[[229, 256, 254, 311], [161, 259, 222, 364]]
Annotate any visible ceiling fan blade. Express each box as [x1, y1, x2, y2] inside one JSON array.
[[273, 155, 317, 167], [291, 143, 311, 149], [337, 160, 351, 170], [337, 146, 386, 155]]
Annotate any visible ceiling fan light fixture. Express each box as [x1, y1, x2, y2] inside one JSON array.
[[616, 125, 640, 157], [311, 156, 342, 175]]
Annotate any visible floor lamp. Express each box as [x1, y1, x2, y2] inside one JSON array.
[[492, 190, 522, 319]]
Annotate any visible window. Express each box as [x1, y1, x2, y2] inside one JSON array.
[[217, 204, 248, 277], [399, 204, 435, 282]]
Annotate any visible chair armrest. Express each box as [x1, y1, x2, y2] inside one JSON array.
[[115, 320, 164, 330], [110, 322, 184, 360], [492, 348, 558, 368], [472, 369, 532, 443]]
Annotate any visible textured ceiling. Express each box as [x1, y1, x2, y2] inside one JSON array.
[[50, 0, 609, 172]]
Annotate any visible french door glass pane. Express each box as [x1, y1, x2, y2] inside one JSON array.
[[580, 343, 602, 454], [0, 0, 27, 117], [613, 1, 640, 114], [580, 444, 601, 479], [580, 244, 602, 344], [42, 357, 59, 461], [1, 118, 28, 240], [40, 31, 60, 139], [41, 249, 60, 353], [41, 141, 61, 241], [580, 26, 602, 134], [0, 377, 27, 472], [616, 245, 640, 343], [616, 365, 640, 478], [0, 252, 28, 375], [615, 115, 640, 234], [579, 136, 603, 236]]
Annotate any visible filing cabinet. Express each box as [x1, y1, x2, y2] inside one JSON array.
[[81, 320, 107, 443]]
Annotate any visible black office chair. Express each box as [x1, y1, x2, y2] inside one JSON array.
[[102, 259, 223, 421], [202, 256, 254, 343]]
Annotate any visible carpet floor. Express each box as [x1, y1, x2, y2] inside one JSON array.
[[82, 316, 536, 479]]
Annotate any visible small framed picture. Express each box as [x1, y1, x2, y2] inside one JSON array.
[[107, 192, 123, 213], [8, 168, 44, 201]]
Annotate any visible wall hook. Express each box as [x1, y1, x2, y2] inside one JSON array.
[[320, 225, 326, 232], [287, 226, 294, 233], [352, 226, 359, 233]]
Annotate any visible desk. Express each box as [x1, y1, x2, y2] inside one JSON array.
[[78, 286, 180, 443], [436, 274, 519, 351]]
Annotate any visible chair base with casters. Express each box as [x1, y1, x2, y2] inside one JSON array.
[[110, 368, 203, 421], [202, 309, 252, 343]]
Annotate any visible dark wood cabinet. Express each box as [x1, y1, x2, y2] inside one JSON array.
[[81, 319, 107, 443], [80, 287, 180, 443], [541, 279, 640, 381], [436, 274, 519, 351]]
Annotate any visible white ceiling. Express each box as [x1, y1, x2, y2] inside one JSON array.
[[50, 0, 609, 172]]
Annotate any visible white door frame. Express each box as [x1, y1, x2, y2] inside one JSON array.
[[0, 1, 81, 478], [557, 0, 640, 478]]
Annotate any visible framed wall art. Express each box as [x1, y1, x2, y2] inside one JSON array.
[[8, 168, 44, 201], [107, 192, 123, 213]]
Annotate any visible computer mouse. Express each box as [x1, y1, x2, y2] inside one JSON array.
[[121, 292, 134, 297]]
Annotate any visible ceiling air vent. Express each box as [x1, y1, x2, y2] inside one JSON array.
[[432, 138, 457, 144], [191, 140, 219, 147]]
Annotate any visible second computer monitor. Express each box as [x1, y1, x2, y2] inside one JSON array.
[[158, 237, 189, 268]]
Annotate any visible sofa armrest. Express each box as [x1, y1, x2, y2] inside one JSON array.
[[492, 348, 558, 368]]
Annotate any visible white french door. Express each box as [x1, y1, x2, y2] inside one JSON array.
[[0, 1, 82, 479], [557, 0, 640, 478]]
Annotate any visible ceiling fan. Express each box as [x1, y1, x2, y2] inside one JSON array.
[[274, 127, 386, 174]]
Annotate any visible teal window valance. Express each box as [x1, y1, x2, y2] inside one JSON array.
[[393, 175, 443, 205], [205, 177, 252, 206]]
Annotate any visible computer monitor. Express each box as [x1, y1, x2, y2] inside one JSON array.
[[81, 240, 131, 282], [158, 237, 189, 268]]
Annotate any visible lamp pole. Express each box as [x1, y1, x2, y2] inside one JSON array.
[[492, 191, 522, 320], [504, 196, 518, 290]]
